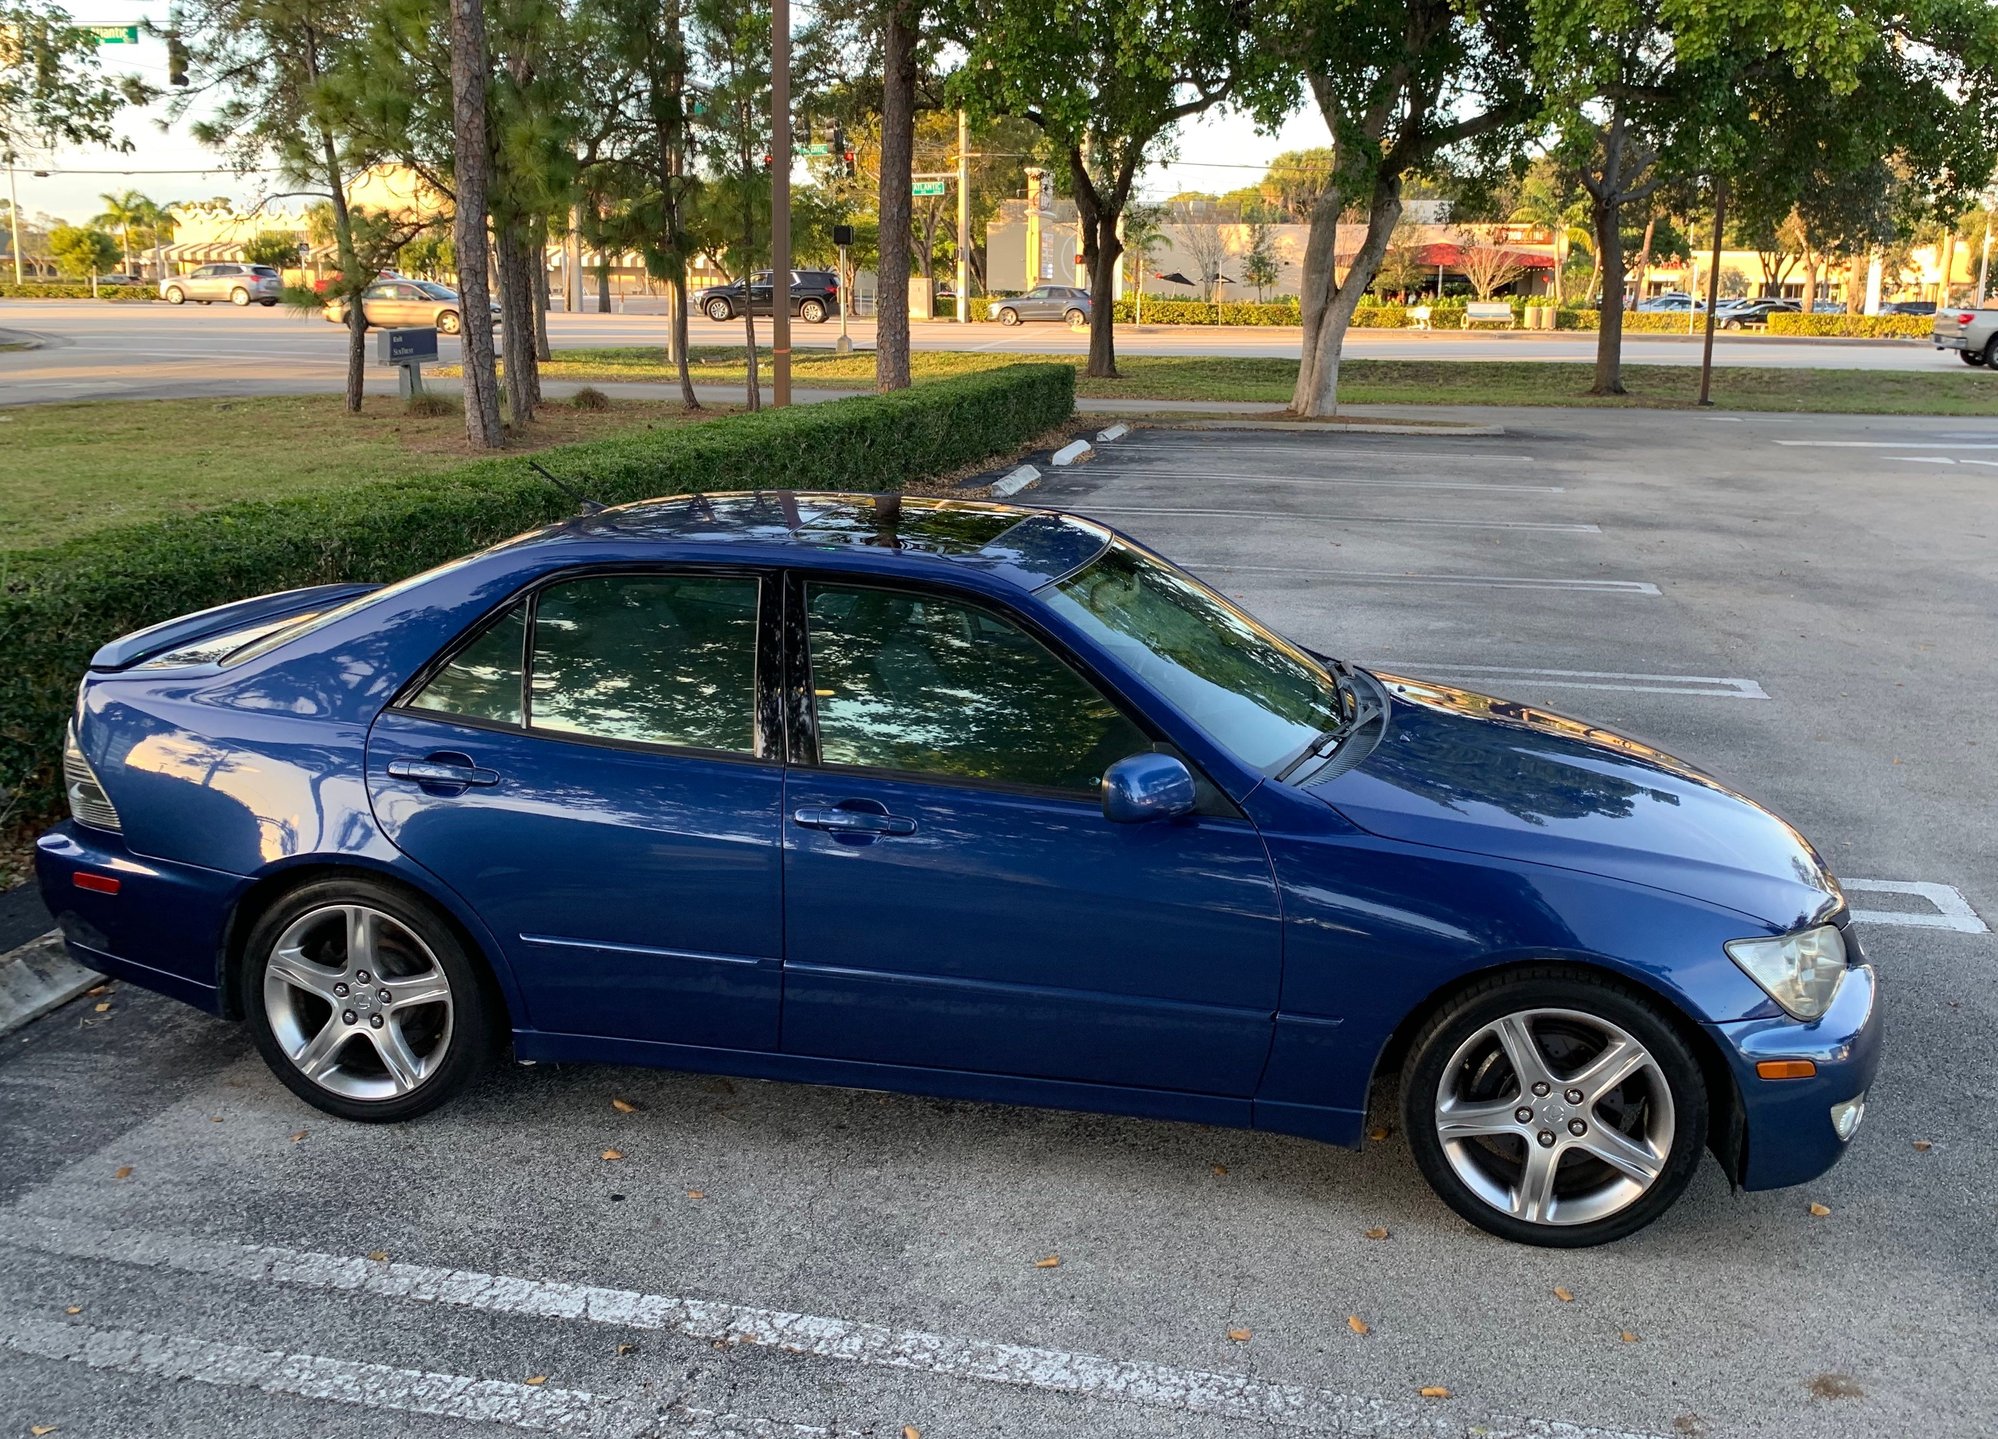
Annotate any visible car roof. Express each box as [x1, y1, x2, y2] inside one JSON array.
[[517, 491, 1114, 590]]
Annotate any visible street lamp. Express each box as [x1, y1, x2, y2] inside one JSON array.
[[4, 154, 22, 285]]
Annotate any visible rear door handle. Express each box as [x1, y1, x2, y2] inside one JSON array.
[[387, 757, 500, 787], [792, 806, 917, 836]]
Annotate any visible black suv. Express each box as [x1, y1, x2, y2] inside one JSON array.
[[697, 269, 841, 323]]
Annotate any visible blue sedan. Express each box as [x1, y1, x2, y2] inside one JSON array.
[[39, 493, 1880, 1245]]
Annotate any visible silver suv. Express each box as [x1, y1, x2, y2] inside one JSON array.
[[161, 263, 284, 307]]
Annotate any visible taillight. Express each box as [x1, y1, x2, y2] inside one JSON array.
[[1960, 312, 1976, 325], [64, 724, 122, 833]]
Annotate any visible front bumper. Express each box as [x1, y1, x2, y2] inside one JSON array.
[[1711, 957, 1882, 1190]]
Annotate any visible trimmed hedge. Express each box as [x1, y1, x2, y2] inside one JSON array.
[[1116, 297, 1303, 326], [1765, 312, 1932, 339], [0, 282, 158, 301], [0, 362, 1075, 824]]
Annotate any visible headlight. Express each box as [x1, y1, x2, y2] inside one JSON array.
[[1725, 924, 1846, 1021]]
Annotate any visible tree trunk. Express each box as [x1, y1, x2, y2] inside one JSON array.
[[449, 0, 505, 447], [1801, 240, 1818, 312], [495, 219, 538, 421], [1289, 185, 1341, 411], [1085, 216, 1121, 376], [1629, 213, 1655, 310], [874, 0, 916, 391], [316, 129, 367, 415], [532, 214, 553, 363], [1590, 191, 1627, 395], [597, 261, 611, 314], [1293, 182, 1400, 417]]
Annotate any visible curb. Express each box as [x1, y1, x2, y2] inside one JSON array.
[[1050, 438, 1094, 466], [1124, 416, 1507, 437], [0, 326, 49, 351], [990, 464, 1040, 497], [0, 932, 99, 1038]]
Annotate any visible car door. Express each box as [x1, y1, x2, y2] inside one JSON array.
[[190, 265, 220, 300], [366, 568, 787, 1051], [356, 281, 398, 327], [748, 272, 776, 315], [1021, 285, 1054, 319], [778, 575, 1284, 1097]]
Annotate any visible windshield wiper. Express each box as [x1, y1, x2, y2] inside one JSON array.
[[1273, 659, 1383, 781]]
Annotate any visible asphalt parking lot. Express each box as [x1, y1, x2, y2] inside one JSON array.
[[4, 410, 1996, 1438]]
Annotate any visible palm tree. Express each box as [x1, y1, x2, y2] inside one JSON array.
[[92, 189, 155, 274]]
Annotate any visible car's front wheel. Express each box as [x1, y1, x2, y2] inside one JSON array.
[[437, 309, 461, 335], [242, 878, 495, 1122], [1401, 971, 1707, 1246], [998, 306, 1020, 325], [1982, 336, 1998, 368], [800, 298, 827, 323], [706, 298, 734, 321], [164, 286, 186, 305]]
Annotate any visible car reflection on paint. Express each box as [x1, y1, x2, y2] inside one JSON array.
[[40, 492, 1880, 1246]]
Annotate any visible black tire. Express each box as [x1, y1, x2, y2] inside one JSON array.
[[1960, 348, 1984, 366], [1723, 318, 1741, 330], [998, 306, 1020, 325], [230, 287, 251, 307], [800, 298, 827, 323], [241, 876, 496, 1123], [1064, 307, 1087, 326], [1400, 968, 1708, 1247], [706, 298, 734, 321], [260, 298, 279, 307], [437, 309, 461, 335], [1983, 336, 1998, 368], [165, 286, 186, 305]]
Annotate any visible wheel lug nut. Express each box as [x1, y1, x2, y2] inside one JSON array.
[[1536, 1130, 1556, 1148], [1531, 1081, 1551, 1097], [369, 1014, 384, 1029], [342, 1009, 357, 1025], [356, 970, 371, 983], [1565, 1088, 1584, 1105], [378, 989, 392, 1004], [1514, 1106, 1534, 1124], [334, 982, 349, 997], [1568, 1119, 1587, 1136]]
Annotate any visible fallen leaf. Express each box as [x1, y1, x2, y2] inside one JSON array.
[[290, 1130, 308, 1143], [611, 1098, 639, 1114], [614, 1342, 638, 1356], [1553, 1286, 1575, 1303], [368, 1251, 389, 1262], [1210, 1164, 1228, 1176], [1808, 1201, 1831, 1217], [1227, 1327, 1252, 1342], [1033, 1255, 1060, 1269], [1419, 1386, 1451, 1399], [64, 1306, 81, 1316], [210, 1115, 224, 1123], [112, 1166, 132, 1180], [1347, 1315, 1370, 1336], [902, 1427, 921, 1439], [94, 1002, 111, 1013], [1363, 1226, 1390, 1241], [32, 1427, 56, 1436], [685, 1188, 706, 1200], [525, 1375, 548, 1387], [86, 984, 110, 995], [1366, 1126, 1390, 1142], [601, 1148, 625, 1162], [1912, 1139, 1932, 1152], [1621, 1330, 1641, 1344]]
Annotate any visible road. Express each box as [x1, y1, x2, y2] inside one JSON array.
[[0, 299, 1962, 405], [3, 409, 1995, 1438]]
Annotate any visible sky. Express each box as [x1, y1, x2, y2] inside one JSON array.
[[11, 3, 1328, 225]]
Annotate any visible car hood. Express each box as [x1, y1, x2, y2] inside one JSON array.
[[1310, 674, 1841, 931]]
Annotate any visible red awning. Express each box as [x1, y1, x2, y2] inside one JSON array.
[[1409, 242, 1554, 270]]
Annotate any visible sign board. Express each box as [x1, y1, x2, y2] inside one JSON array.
[[911, 180, 947, 197], [377, 327, 439, 365], [803, 143, 832, 156], [86, 24, 139, 42]]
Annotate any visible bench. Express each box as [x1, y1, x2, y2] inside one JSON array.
[[1464, 300, 1517, 328]]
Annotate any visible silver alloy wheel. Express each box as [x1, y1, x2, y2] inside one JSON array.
[[707, 299, 732, 321], [1433, 1006, 1675, 1227], [262, 903, 455, 1102]]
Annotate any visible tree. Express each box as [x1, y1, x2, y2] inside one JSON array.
[[243, 230, 304, 270], [950, 0, 1252, 378], [691, 0, 771, 410], [1120, 201, 1167, 320], [450, 0, 506, 444], [873, 0, 920, 391], [1172, 219, 1230, 304], [1240, 215, 1280, 300], [1, 1, 150, 162], [1252, 0, 1539, 416], [1455, 228, 1526, 298], [47, 224, 117, 278], [1372, 218, 1429, 299], [92, 189, 151, 272]]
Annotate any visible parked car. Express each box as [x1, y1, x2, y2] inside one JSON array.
[[1634, 293, 1705, 312], [322, 279, 499, 335], [96, 272, 145, 287], [313, 269, 407, 296], [1717, 299, 1802, 329], [697, 269, 840, 323], [41, 492, 1879, 1247], [1884, 299, 1937, 316], [992, 285, 1092, 325], [1811, 300, 1848, 314], [161, 263, 284, 307], [1931, 305, 1998, 364]]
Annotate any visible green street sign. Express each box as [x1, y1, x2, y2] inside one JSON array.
[[911, 180, 947, 197], [86, 24, 139, 42], [803, 143, 832, 156]]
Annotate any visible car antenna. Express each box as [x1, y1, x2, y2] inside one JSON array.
[[527, 460, 607, 515]]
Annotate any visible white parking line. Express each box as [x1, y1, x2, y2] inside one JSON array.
[[1842, 879, 1988, 933], [1100, 470, 1566, 493], [1186, 564, 1660, 594], [1081, 506, 1600, 533], [1381, 665, 1768, 699], [1776, 439, 1998, 449], [1119, 445, 1539, 463], [1893, 456, 1998, 467], [0, 1213, 1667, 1439]]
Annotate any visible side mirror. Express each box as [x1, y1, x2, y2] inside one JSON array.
[[1102, 753, 1197, 824]]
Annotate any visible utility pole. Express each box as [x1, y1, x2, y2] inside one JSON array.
[[1980, 218, 1993, 305], [1697, 180, 1725, 408], [955, 110, 970, 324], [5, 155, 22, 285], [770, 0, 791, 406]]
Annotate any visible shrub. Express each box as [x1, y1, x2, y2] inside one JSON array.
[[1765, 312, 1933, 339], [568, 385, 612, 411], [0, 282, 158, 301], [406, 391, 462, 418], [1111, 297, 1302, 326], [0, 363, 1075, 824]]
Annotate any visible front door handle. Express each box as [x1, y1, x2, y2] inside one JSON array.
[[387, 756, 500, 787], [793, 806, 917, 837]]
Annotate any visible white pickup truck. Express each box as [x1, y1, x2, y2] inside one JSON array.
[[1932, 307, 1998, 365]]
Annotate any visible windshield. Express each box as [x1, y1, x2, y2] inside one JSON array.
[[416, 281, 457, 299], [1043, 539, 1349, 775]]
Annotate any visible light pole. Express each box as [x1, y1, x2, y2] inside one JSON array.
[[5, 154, 22, 285], [955, 110, 969, 324], [1980, 219, 1993, 306], [769, 0, 791, 406]]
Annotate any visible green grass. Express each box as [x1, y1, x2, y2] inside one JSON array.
[[513, 345, 1998, 416], [0, 392, 724, 551]]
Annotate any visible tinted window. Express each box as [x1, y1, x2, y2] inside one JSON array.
[[530, 574, 760, 753], [805, 583, 1148, 794], [365, 283, 396, 299], [411, 602, 526, 726]]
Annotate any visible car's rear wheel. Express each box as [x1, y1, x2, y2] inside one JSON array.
[[998, 306, 1020, 325], [230, 287, 251, 306], [437, 309, 461, 334], [800, 298, 827, 323], [1401, 971, 1706, 1246], [243, 878, 494, 1122], [165, 286, 186, 305], [1065, 307, 1087, 326], [259, 298, 279, 307], [706, 298, 734, 321], [1959, 348, 1985, 365]]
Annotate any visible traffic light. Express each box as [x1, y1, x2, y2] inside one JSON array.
[[166, 33, 188, 86]]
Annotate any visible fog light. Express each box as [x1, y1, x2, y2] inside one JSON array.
[[1830, 1094, 1867, 1142]]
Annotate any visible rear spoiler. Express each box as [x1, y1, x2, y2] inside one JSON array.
[[90, 583, 381, 671]]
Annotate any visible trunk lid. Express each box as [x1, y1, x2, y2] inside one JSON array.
[[90, 583, 379, 671]]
